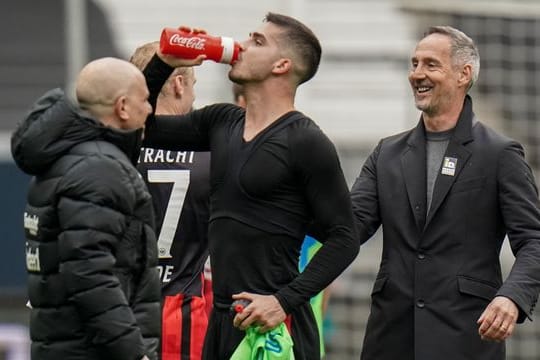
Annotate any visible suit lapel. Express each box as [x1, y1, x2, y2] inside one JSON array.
[[424, 141, 471, 227], [424, 95, 475, 228], [401, 121, 427, 232]]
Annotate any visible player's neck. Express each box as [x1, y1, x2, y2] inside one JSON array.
[[243, 82, 295, 137], [156, 96, 183, 116], [243, 95, 294, 142]]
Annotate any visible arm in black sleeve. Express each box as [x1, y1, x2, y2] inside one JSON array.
[[142, 53, 210, 151], [274, 128, 360, 313], [143, 54, 174, 114], [308, 141, 382, 246], [496, 142, 540, 322], [142, 55, 243, 152], [143, 113, 210, 152], [143, 103, 238, 152], [350, 141, 383, 244]]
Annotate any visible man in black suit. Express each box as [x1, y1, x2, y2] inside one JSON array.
[[351, 25, 540, 360]]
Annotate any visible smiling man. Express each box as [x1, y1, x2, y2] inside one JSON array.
[[350, 26, 540, 360]]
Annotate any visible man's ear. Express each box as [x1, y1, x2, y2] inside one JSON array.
[[114, 95, 129, 123], [171, 75, 185, 97], [272, 58, 292, 75], [458, 64, 473, 88]]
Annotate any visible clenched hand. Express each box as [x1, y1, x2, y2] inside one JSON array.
[[477, 296, 519, 342], [232, 292, 286, 333]]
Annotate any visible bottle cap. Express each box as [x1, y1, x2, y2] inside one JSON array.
[[230, 299, 251, 313]]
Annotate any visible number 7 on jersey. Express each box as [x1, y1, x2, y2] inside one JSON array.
[[147, 169, 191, 259]]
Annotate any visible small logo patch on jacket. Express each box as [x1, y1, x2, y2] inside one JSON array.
[[441, 157, 457, 176], [24, 212, 39, 236], [26, 243, 41, 272]]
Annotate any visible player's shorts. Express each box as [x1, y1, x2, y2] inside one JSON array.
[[161, 293, 208, 360]]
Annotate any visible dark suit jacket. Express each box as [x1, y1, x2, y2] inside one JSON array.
[[351, 96, 540, 360]]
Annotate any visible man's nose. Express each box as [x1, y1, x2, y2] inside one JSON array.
[[410, 67, 426, 80]]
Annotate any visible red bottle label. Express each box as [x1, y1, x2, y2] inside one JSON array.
[[168, 34, 207, 51]]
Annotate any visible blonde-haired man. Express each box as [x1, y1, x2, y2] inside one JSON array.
[[132, 42, 211, 360]]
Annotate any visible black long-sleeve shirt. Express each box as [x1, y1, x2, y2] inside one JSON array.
[[143, 55, 359, 313]]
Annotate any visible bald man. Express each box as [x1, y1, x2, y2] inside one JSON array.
[[11, 57, 159, 360]]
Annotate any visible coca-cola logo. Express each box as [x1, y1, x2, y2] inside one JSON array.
[[169, 34, 206, 50]]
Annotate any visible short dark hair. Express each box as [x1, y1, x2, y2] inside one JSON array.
[[264, 12, 322, 85]]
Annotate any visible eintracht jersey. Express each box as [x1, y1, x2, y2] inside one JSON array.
[[138, 147, 210, 296]]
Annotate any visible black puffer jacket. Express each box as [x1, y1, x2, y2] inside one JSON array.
[[11, 89, 160, 360]]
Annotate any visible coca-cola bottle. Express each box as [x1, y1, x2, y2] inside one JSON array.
[[160, 27, 241, 64]]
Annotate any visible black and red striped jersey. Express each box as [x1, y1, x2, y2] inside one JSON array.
[[137, 148, 210, 297]]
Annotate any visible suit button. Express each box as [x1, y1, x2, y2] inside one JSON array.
[[416, 299, 425, 308], [414, 205, 420, 211], [417, 253, 425, 260]]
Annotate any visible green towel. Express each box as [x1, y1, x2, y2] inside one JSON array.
[[230, 323, 295, 360]]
